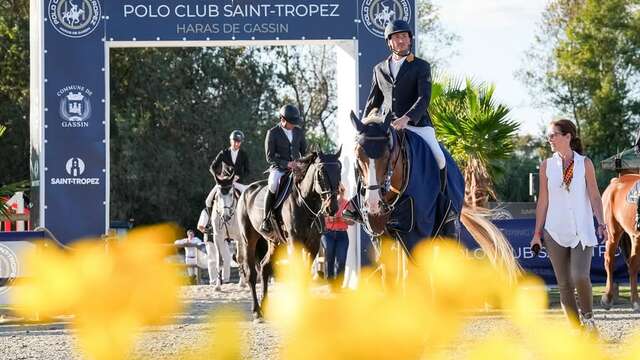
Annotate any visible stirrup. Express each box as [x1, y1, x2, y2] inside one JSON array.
[[260, 218, 272, 232]]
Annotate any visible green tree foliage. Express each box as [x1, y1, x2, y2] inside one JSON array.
[[272, 46, 337, 151], [416, 0, 459, 67], [109, 47, 280, 228], [521, 0, 640, 166], [0, 0, 29, 185], [494, 134, 548, 202], [431, 78, 519, 206]]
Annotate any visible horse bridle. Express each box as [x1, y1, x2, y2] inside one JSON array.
[[215, 186, 237, 228], [356, 129, 403, 212], [295, 160, 341, 233]]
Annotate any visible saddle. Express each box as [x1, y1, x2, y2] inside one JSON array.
[[259, 173, 295, 243]]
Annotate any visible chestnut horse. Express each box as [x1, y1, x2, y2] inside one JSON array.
[[348, 111, 521, 279], [601, 173, 640, 311]]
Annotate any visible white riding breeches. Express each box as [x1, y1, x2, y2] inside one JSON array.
[[406, 125, 446, 169], [268, 169, 286, 194]]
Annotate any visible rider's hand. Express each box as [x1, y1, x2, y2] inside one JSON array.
[[234, 175, 240, 182], [287, 161, 296, 169], [597, 224, 609, 243], [391, 115, 410, 130]]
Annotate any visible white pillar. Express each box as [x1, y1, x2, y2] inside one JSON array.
[[335, 40, 360, 289]]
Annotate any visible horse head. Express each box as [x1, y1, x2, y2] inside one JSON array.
[[350, 110, 395, 216], [214, 164, 236, 222], [295, 147, 343, 217]]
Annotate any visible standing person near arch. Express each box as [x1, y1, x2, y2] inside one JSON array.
[[260, 104, 308, 233], [364, 19, 446, 188], [530, 119, 607, 331]]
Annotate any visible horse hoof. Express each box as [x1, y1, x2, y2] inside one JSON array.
[[632, 301, 640, 312], [252, 313, 264, 323], [600, 295, 614, 310], [213, 284, 222, 292]]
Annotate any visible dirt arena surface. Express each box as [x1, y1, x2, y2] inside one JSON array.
[[1, 283, 640, 359]]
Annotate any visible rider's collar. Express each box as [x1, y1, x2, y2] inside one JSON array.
[[387, 52, 415, 63]]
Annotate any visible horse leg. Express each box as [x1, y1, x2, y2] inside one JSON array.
[[205, 240, 221, 290], [244, 231, 261, 320], [601, 222, 623, 310], [628, 234, 640, 312], [259, 244, 276, 317], [236, 239, 247, 287]]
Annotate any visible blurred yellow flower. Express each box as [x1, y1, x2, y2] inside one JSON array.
[[12, 224, 183, 360]]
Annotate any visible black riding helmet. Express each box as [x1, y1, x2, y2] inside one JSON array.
[[384, 19, 413, 56], [229, 129, 244, 142], [279, 104, 301, 126]]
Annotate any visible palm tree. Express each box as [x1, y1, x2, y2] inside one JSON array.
[[430, 78, 519, 207]]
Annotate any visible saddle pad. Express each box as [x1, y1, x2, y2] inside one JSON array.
[[627, 180, 640, 204]]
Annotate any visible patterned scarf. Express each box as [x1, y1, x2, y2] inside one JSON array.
[[562, 159, 574, 191]]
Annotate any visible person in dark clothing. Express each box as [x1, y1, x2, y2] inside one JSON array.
[[209, 130, 250, 188], [205, 130, 250, 216], [260, 104, 308, 232], [364, 19, 445, 177]]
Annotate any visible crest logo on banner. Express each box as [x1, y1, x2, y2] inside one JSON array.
[[57, 85, 92, 127], [361, 0, 411, 38], [48, 0, 102, 38], [66, 157, 86, 177], [0, 244, 18, 295]]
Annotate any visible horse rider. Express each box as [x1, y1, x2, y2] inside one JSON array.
[[260, 104, 308, 232], [364, 19, 446, 188], [635, 128, 640, 230], [205, 130, 250, 214]]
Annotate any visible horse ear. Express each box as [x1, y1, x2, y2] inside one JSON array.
[[350, 110, 365, 133], [336, 145, 342, 158]]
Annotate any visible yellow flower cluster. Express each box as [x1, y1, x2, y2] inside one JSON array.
[[9, 228, 640, 360], [12, 224, 184, 360], [266, 238, 634, 360]]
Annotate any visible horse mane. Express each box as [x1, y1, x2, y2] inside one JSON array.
[[363, 108, 386, 125], [293, 152, 318, 182]]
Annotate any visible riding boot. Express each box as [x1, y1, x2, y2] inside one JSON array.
[[439, 166, 448, 194], [260, 191, 276, 232]]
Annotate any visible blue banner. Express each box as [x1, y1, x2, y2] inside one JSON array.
[[104, 0, 358, 41], [461, 219, 628, 285], [39, 0, 416, 244], [44, 0, 106, 243]]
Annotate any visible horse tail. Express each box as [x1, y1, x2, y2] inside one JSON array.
[[460, 205, 522, 281]]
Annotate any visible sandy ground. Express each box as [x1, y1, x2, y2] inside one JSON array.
[[1, 282, 640, 359]]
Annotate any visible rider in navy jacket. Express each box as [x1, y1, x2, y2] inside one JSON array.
[[364, 20, 446, 181]]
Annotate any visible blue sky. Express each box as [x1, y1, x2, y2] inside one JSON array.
[[432, 0, 553, 135]]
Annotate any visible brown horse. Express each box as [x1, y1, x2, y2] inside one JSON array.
[[601, 173, 640, 311], [236, 150, 342, 320], [349, 111, 521, 279]]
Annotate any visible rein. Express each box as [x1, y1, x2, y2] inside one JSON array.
[[294, 161, 339, 234]]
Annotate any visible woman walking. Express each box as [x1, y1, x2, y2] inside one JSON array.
[[530, 119, 607, 331]]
